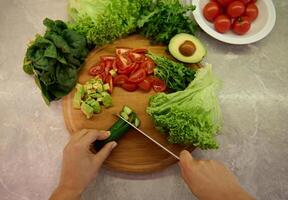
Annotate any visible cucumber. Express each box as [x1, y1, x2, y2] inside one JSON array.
[[120, 111, 129, 121], [134, 117, 141, 127], [123, 106, 133, 115]]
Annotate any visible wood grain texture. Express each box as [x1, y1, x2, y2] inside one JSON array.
[[62, 34, 195, 173]]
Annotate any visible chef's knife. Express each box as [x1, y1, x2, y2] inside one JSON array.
[[113, 113, 180, 160]]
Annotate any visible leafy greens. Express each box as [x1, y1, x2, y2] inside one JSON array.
[[137, 0, 197, 44], [23, 18, 89, 104], [147, 64, 222, 149], [67, 0, 153, 46], [148, 53, 196, 92]]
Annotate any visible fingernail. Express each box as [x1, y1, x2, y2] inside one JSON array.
[[111, 142, 117, 149]]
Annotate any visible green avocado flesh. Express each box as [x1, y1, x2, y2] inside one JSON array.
[[168, 33, 206, 63]]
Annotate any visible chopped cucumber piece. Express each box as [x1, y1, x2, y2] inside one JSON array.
[[103, 83, 110, 91], [122, 106, 133, 116], [109, 69, 117, 77], [81, 102, 94, 119], [102, 93, 112, 108], [120, 111, 129, 120], [89, 93, 102, 99], [134, 118, 141, 127]]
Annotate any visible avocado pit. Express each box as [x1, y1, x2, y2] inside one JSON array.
[[179, 40, 196, 57]]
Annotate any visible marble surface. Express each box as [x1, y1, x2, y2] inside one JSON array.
[[0, 0, 287, 199]]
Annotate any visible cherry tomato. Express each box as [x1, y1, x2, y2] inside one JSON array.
[[106, 75, 113, 93], [147, 77, 166, 92], [128, 68, 146, 83], [232, 16, 251, 35], [131, 48, 148, 54], [113, 75, 128, 86], [239, 0, 251, 5], [214, 15, 231, 33], [217, 0, 233, 7], [89, 65, 104, 76], [227, 1, 245, 18], [122, 82, 138, 92], [203, 2, 221, 22], [245, 3, 259, 22], [138, 78, 152, 92]]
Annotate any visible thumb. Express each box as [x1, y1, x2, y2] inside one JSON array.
[[179, 150, 194, 170], [93, 141, 117, 167]]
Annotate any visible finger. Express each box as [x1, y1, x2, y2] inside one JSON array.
[[70, 129, 89, 143], [179, 150, 194, 170], [80, 130, 110, 146], [93, 141, 117, 167]]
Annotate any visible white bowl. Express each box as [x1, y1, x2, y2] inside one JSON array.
[[191, 0, 276, 45]]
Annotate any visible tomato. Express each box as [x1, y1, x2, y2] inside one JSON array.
[[128, 52, 144, 62], [106, 75, 113, 93], [239, 0, 251, 5], [203, 2, 221, 22], [130, 63, 140, 75], [227, 1, 245, 18], [105, 60, 113, 69], [115, 48, 131, 56], [128, 68, 146, 83], [113, 75, 128, 86], [217, 0, 233, 7], [122, 82, 138, 92], [96, 72, 106, 82], [131, 48, 148, 54], [145, 60, 155, 75], [100, 56, 116, 62], [232, 16, 251, 35], [138, 78, 151, 92], [245, 3, 259, 22], [118, 63, 136, 75], [214, 15, 231, 33], [89, 65, 104, 76], [147, 77, 166, 92]]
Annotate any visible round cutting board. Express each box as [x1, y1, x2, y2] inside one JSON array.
[[62, 35, 195, 173]]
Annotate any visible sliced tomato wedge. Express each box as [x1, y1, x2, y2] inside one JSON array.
[[128, 68, 146, 83], [145, 59, 155, 75], [105, 60, 113, 69], [121, 82, 138, 92], [106, 75, 113, 93], [89, 65, 105, 76], [117, 63, 136, 75], [147, 76, 166, 92], [113, 75, 128, 86], [115, 48, 131, 56], [138, 78, 151, 92], [131, 48, 148, 54], [128, 52, 144, 62], [96, 72, 106, 82], [130, 63, 140, 75], [100, 56, 116, 62]]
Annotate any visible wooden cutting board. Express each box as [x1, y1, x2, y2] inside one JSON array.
[[62, 34, 195, 173]]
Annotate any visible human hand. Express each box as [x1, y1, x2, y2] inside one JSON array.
[[179, 150, 254, 200], [50, 129, 117, 200]]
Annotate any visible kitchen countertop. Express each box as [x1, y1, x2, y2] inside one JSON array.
[[0, 0, 287, 199]]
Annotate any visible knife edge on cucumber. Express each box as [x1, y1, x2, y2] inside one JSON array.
[[92, 105, 141, 152]]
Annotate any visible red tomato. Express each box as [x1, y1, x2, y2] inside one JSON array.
[[227, 1, 245, 18], [89, 65, 104, 76], [122, 82, 138, 92], [115, 48, 131, 56], [100, 56, 116, 62], [239, 0, 251, 5], [147, 77, 166, 92], [130, 63, 140, 75], [106, 75, 113, 93], [203, 2, 221, 22], [146, 60, 155, 75], [128, 68, 146, 83], [128, 52, 144, 62], [105, 60, 113, 69], [245, 3, 259, 22], [138, 78, 151, 92], [131, 48, 148, 54], [96, 73, 106, 82], [214, 15, 231, 33], [113, 75, 128, 86], [232, 16, 251, 35], [217, 0, 233, 7], [118, 63, 136, 75], [117, 54, 132, 68]]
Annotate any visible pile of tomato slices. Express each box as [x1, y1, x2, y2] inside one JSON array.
[[88, 48, 166, 93]]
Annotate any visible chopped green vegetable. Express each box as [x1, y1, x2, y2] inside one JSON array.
[[147, 64, 222, 149], [23, 18, 89, 104], [67, 0, 152, 46], [137, 0, 197, 44], [73, 78, 113, 118], [148, 52, 196, 92]]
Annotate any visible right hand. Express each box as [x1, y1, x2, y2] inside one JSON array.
[[179, 150, 255, 200]]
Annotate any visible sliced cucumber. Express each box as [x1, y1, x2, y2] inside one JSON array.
[[134, 117, 141, 127], [120, 111, 129, 121], [123, 106, 133, 116]]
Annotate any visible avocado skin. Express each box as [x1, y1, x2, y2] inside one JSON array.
[[168, 33, 206, 63]]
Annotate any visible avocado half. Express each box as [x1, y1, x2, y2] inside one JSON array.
[[168, 33, 206, 63]]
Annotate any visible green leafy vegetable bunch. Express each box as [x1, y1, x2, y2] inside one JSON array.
[[23, 18, 89, 104]]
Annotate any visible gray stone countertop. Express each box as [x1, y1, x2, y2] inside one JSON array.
[[0, 0, 287, 199]]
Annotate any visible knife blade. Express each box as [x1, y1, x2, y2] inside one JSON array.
[[113, 113, 180, 160]]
